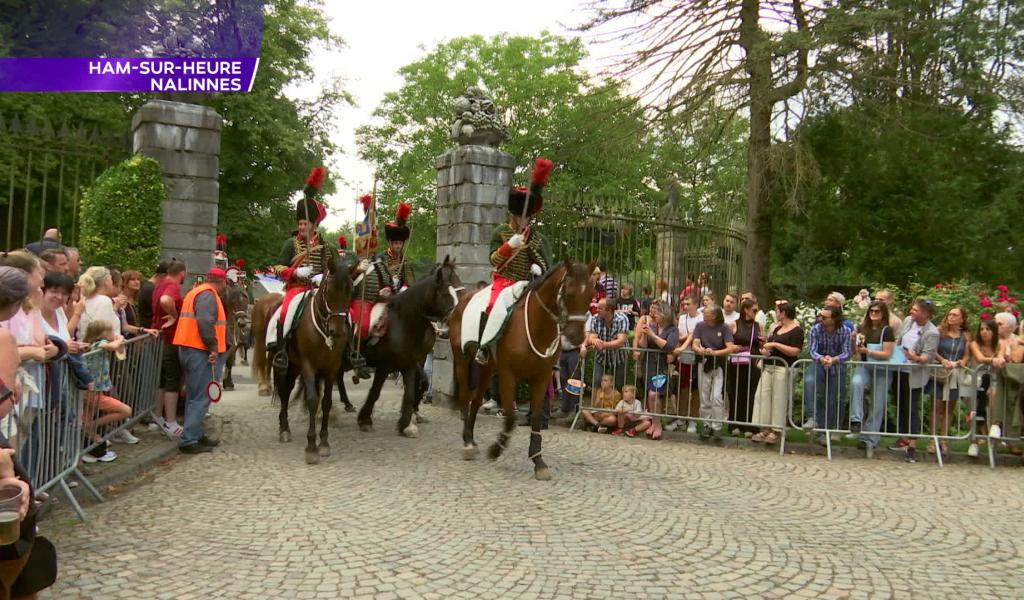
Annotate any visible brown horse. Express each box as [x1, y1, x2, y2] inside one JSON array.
[[253, 257, 354, 464], [220, 284, 250, 391], [251, 292, 281, 397], [449, 259, 595, 480]]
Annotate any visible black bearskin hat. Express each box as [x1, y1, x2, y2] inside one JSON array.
[[296, 167, 327, 224]]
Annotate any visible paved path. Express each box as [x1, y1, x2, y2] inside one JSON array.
[[43, 372, 1024, 599]]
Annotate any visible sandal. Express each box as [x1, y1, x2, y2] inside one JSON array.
[[764, 432, 779, 444], [751, 432, 766, 443]]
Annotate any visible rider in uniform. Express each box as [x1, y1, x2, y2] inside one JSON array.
[[267, 167, 333, 357], [474, 158, 553, 364], [349, 202, 413, 378]]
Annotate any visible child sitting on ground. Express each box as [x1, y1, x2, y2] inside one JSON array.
[[80, 319, 133, 463], [581, 374, 620, 432], [612, 385, 652, 438]]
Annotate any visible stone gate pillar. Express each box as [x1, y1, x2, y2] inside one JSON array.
[[430, 87, 512, 408], [132, 100, 222, 282]]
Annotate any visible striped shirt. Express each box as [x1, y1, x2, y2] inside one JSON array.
[[586, 311, 630, 367], [808, 323, 851, 373]]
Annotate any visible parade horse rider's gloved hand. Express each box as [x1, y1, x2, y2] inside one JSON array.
[[508, 233, 526, 249], [530, 264, 543, 277], [311, 274, 323, 286], [296, 266, 313, 279]]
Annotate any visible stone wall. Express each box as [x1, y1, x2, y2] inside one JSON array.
[[430, 145, 514, 407], [132, 100, 223, 282]]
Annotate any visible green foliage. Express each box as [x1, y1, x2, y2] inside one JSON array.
[[79, 155, 164, 272], [356, 33, 657, 266]]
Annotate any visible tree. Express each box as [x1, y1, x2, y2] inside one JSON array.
[[356, 33, 656, 266], [582, 1, 812, 301]]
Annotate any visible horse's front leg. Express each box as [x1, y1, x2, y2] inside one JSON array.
[[488, 367, 518, 460], [398, 368, 418, 438], [302, 367, 321, 464], [319, 375, 333, 457], [527, 373, 552, 481], [223, 347, 235, 390], [357, 368, 388, 432], [413, 362, 429, 424], [275, 366, 294, 443], [336, 368, 356, 412], [461, 362, 486, 460]]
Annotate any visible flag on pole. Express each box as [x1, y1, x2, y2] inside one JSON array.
[[355, 194, 378, 256]]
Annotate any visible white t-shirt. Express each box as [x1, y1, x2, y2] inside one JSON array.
[[901, 321, 923, 353], [754, 310, 767, 331], [677, 312, 704, 338], [78, 294, 121, 340], [723, 310, 740, 326], [615, 398, 643, 413], [38, 308, 70, 342]]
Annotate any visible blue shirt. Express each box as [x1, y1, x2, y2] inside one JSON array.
[[586, 311, 630, 367], [808, 323, 851, 373]]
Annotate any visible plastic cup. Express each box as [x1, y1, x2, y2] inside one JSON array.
[[0, 483, 24, 545]]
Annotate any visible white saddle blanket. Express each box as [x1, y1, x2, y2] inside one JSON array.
[[265, 291, 311, 348], [460, 281, 528, 352]]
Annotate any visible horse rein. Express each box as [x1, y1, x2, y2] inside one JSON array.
[[311, 277, 347, 349], [524, 270, 589, 359]]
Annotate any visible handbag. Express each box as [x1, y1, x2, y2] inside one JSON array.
[[867, 327, 905, 364], [932, 336, 963, 384], [729, 323, 757, 366]]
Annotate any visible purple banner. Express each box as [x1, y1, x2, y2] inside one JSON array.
[[0, 58, 261, 93]]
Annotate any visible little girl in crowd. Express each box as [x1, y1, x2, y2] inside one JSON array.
[[80, 320, 133, 463]]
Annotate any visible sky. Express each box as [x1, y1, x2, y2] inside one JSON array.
[[288, 0, 618, 231]]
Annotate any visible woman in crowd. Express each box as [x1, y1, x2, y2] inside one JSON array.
[[0, 253, 56, 453], [967, 319, 1003, 457], [117, 270, 143, 334], [691, 304, 736, 440], [927, 307, 970, 454], [0, 267, 58, 600], [701, 292, 715, 308], [849, 300, 895, 451], [751, 301, 804, 444], [631, 300, 678, 440], [726, 299, 761, 435], [71, 266, 121, 341], [989, 312, 1023, 450]]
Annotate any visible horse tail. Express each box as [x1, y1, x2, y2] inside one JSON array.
[[251, 297, 272, 387]]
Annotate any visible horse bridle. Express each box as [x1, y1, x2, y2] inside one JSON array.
[[311, 277, 348, 348], [525, 270, 589, 358]]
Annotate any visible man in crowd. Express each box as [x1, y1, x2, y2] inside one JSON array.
[[875, 289, 904, 331], [740, 290, 767, 331], [803, 304, 851, 444], [37, 248, 68, 275], [722, 292, 740, 327], [24, 228, 63, 255], [825, 291, 855, 331], [138, 262, 168, 335], [151, 259, 187, 438], [173, 268, 228, 454], [582, 298, 630, 400]]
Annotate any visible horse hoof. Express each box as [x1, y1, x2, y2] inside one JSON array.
[[415, 412, 429, 424], [241, 360, 249, 366], [534, 467, 552, 481], [318, 445, 331, 457], [344, 405, 357, 413], [402, 424, 419, 438], [359, 423, 373, 432], [279, 431, 291, 443], [258, 388, 271, 397], [223, 383, 234, 391], [487, 444, 503, 460], [305, 451, 320, 465], [461, 444, 480, 460]]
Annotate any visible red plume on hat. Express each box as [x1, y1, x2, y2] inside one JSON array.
[[234, 259, 245, 269], [358, 194, 372, 213], [304, 167, 326, 197], [215, 233, 228, 251], [508, 157, 553, 217], [384, 202, 412, 242], [337, 235, 347, 249]]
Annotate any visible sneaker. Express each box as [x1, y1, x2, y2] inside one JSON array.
[[111, 429, 140, 445], [625, 428, 636, 438], [596, 426, 608, 434], [686, 421, 697, 434], [198, 435, 221, 447], [81, 450, 117, 463], [664, 419, 680, 432], [481, 399, 498, 412], [730, 428, 742, 437], [802, 418, 816, 431], [147, 422, 161, 432], [888, 438, 909, 451], [989, 424, 1002, 439], [849, 421, 862, 434], [904, 448, 917, 463], [699, 425, 711, 440], [161, 422, 183, 439], [967, 442, 979, 457], [179, 443, 213, 454]]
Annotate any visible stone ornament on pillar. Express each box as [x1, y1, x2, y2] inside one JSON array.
[[450, 86, 508, 148]]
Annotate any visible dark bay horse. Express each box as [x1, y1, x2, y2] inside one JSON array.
[[220, 284, 250, 391], [337, 256, 462, 437], [449, 259, 594, 480], [262, 257, 354, 464]]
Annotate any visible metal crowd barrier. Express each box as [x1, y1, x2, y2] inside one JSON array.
[[984, 364, 1024, 469], [788, 358, 981, 466], [3, 335, 163, 520]]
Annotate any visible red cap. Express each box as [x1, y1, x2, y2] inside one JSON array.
[[205, 268, 227, 280]]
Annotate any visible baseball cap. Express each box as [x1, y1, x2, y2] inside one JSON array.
[[205, 268, 227, 280]]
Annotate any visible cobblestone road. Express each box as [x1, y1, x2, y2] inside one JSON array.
[[43, 372, 1024, 599]]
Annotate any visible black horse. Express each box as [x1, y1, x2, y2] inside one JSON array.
[[338, 256, 462, 437], [220, 284, 250, 391]]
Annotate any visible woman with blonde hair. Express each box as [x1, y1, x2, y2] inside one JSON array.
[[71, 266, 121, 342]]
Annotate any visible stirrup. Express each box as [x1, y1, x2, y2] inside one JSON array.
[[272, 351, 288, 369], [474, 348, 489, 365]]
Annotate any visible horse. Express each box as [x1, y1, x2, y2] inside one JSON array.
[[449, 259, 595, 480], [262, 257, 354, 464], [336, 256, 462, 437], [220, 284, 251, 391]]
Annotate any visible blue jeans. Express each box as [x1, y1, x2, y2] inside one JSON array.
[[802, 362, 847, 430], [179, 347, 226, 447], [852, 365, 893, 447]]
